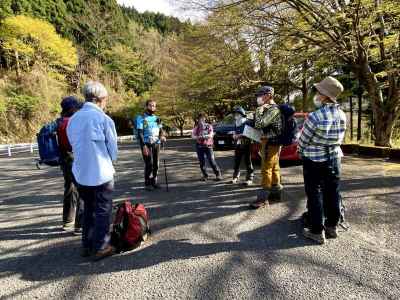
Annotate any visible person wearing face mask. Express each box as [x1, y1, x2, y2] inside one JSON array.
[[231, 106, 254, 186], [136, 100, 166, 191], [298, 76, 346, 245], [67, 81, 118, 260], [250, 86, 283, 209], [192, 112, 222, 181]]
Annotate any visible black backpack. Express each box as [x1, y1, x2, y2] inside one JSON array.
[[277, 104, 298, 146]]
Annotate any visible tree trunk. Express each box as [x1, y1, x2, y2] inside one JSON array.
[[349, 96, 353, 140], [361, 66, 399, 147], [14, 50, 20, 78], [301, 61, 308, 111], [357, 87, 362, 141]]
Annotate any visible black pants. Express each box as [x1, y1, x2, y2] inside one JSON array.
[[78, 181, 114, 251], [196, 144, 221, 178], [61, 155, 83, 228], [142, 143, 160, 186], [303, 158, 341, 234], [233, 144, 254, 180]]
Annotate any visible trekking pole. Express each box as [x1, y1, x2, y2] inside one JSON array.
[[162, 142, 169, 192]]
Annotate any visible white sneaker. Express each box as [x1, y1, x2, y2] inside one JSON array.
[[231, 178, 238, 184], [245, 180, 253, 186]]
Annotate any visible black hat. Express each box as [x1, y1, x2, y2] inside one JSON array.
[[255, 86, 274, 97], [61, 96, 80, 114], [233, 106, 246, 117]]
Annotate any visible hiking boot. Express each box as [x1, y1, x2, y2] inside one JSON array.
[[152, 183, 161, 189], [231, 178, 238, 184], [73, 227, 82, 236], [325, 226, 338, 239], [94, 245, 116, 261], [62, 222, 74, 231], [250, 191, 269, 209], [244, 180, 253, 186], [151, 178, 160, 189], [303, 228, 325, 245], [271, 183, 283, 192], [145, 185, 154, 191], [249, 199, 268, 209], [80, 248, 92, 258]]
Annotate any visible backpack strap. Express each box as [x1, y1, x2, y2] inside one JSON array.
[[124, 201, 133, 215]]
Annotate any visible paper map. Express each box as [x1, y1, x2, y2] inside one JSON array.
[[242, 125, 262, 142]]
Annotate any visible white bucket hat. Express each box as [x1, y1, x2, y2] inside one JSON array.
[[314, 76, 344, 102]]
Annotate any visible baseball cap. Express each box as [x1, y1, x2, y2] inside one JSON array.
[[255, 86, 274, 97]]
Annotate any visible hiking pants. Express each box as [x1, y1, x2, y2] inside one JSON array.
[[261, 143, 281, 189], [303, 158, 341, 234], [78, 181, 114, 252], [61, 156, 83, 228], [233, 144, 254, 181], [196, 144, 221, 178], [142, 143, 160, 186]]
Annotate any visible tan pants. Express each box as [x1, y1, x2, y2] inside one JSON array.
[[260, 143, 281, 189]]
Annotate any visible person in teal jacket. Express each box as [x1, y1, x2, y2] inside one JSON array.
[[136, 100, 166, 190]]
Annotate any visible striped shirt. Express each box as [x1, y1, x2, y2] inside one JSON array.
[[298, 104, 347, 162]]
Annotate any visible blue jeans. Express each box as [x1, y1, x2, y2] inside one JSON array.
[[303, 158, 341, 234], [196, 144, 221, 178], [78, 181, 114, 251]]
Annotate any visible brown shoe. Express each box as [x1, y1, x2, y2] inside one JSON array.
[[94, 245, 116, 261], [325, 226, 338, 239], [303, 228, 325, 245], [249, 199, 269, 209]]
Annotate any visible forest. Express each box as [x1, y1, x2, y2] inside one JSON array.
[[0, 0, 399, 147]]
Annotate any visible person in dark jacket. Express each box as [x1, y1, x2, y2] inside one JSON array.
[[58, 96, 83, 234], [231, 106, 254, 186]]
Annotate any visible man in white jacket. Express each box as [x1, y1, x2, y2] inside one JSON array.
[[67, 81, 118, 260]]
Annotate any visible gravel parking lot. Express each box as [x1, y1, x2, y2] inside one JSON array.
[[1, 138, 399, 300]]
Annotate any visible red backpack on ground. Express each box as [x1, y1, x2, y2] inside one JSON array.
[[111, 201, 150, 253]]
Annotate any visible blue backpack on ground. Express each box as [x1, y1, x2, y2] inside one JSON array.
[[37, 120, 60, 167], [277, 104, 298, 146]]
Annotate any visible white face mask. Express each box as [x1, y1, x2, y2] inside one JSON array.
[[235, 117, 246, 126], [257, 97, 264, 106], [313, 95, 322, 108]]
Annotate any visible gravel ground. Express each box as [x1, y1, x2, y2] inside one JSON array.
[[0, 138, 399, 300]]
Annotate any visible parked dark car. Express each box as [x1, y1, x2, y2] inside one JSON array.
[[213, 114, 242, 150]]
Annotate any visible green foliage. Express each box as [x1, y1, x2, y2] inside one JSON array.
[[6, 91, 41, 119], [121, 5, 186, 35], [0, 15, 78, 71], [103, 44, 156, 95]]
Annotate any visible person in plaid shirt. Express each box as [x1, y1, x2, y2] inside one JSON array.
[[299, 76, 347, 244], [250, 86, 283, 209]]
